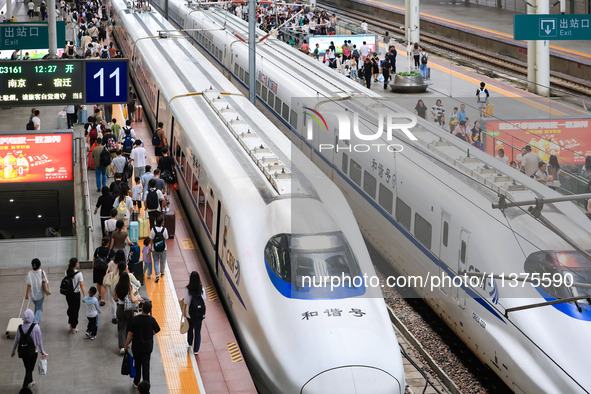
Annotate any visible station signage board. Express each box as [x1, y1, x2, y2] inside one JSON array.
[[308, 34, 376, 54], [485, 118, 591, 165], [0, 59, 128, 106], [0, 132, 72, 183], [0, 21, 66, 50], [514, 15, 591, 40]]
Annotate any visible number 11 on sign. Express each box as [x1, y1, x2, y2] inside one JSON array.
[[93, 67, 120, 97]]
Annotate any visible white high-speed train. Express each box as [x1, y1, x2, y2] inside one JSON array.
[[150, 3, 591, 392], [109, 0, 405, 393]]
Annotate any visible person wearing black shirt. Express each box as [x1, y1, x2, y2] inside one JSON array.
[[125, 302, 161, 388], [157, 147, 176, 195], [94, 186, 115, 236], [381, 58, 392, 89], [360, 58, 373, 89], [93, 236, 115, 305]]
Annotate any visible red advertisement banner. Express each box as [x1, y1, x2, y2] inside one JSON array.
[[0, 133, 72, 183], [485, 119, 591, 165]]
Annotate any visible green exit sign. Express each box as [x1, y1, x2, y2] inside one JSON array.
[[514, 14, 591, 40], [0, 22, 66, 50]]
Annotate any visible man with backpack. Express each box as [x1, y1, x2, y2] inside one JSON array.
[[419, 48, 429, 79], [476, 81, 490, 118], [92, 137, 109, 191], [120, 121, 135, 158], [149, 215, 169, 283], [111, 150, 127, 182], [144, 179, 166, 229], [153, 122, 166, 157], [11, 309, 48, 389]]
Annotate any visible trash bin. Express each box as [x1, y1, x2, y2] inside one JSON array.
[[57, 111, 68, 129]]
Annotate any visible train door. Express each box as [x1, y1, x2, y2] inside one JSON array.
[[456, 229, 469, 309], [438, 210, 452, 296]]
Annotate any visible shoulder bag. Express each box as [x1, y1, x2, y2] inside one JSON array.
[[42, 270, 51, 296]]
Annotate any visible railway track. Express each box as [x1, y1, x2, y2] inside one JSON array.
[[320, 2, 591, 98]]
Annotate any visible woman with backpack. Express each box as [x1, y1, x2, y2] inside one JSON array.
[[11, 309, 47, 389], [63, 258, 86, 334], [113, 184, 133, 228], [150, 215, 169, 283], [183, 271, 206, 355], [24, 258, 49, 324]]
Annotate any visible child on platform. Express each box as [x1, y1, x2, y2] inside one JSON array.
[[132, 176, 143, 211], [142, 237, 153, 280], [83, 286, 101, 340]]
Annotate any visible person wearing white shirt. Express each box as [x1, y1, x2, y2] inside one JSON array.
[[360, 41, 370, 62], [149, 215, 169, 283], [129, 139, 147, 178], [360, 20, 368, 33], [32, 110, 41, 130]]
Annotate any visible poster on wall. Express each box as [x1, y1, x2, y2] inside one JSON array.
[[485, 118, 591, 165], [0, 133, 72, 183]]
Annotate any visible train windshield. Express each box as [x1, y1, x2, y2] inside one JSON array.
[[264, 232, 365, 299], [524, 250, 591, 301]]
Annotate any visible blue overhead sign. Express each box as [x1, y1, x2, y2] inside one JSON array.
[[85, 60, 128, 104], [514, 14, 591, 40]]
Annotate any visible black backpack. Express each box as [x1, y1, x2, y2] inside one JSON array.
[[153, 227, 165, 252], [146, 188, 159, 210], [26, 120, 35, 130], [110, 179, 122, 197], [421, 54, 428, 65], [99, 147, 111, 167], [152, 130, 162, 146], [189, 292, 206, 320], [17, 324, 36, 358], [60, 272, 78, 295]]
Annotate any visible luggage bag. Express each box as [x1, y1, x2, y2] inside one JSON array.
[[135, 105, 143, 122], [6, 298, 28, 338], [129, 221, 139, 244], [130, 209, 138, 222], [138, 217, 149, 238], [164, 211, 175, 239]]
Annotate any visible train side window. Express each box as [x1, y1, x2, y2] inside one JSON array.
[[289, 110, 297, 128], [244, 72, 249, 87], [239, 67, 244, 81], [205, 202, 214, 234], [261, 86, 268, 102], [350, 159, 361, 186], [256, 81, 262, 95], [198, 187, 205, 217], [378, 184, 393, 214], [363, 171, 376, 199], [234, 63, 239, 76], [395, 197, 411, 231], [282, 103, 289, 120], [192, 176, 199, 203], [414, 213, 432, 249], [460, 241, 466, 263], [342, 153, 348, 174], [185, 160, 192, 185], [443, 222, 449, 247], [275, 97, 282, 114], [268, 92, 275, 108]]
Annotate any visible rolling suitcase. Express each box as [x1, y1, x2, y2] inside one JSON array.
[[139, 217, 149, 238], [486, 103, 494, 117], [129, 221, 139, 244], [425, 66, 431, 80], [57, 111, 68, 129], [78, 107, 88, 124], [130, 209, 138, 222], [135, 104, 143, 122], [6, 299, 28, 338], [164, 211, 175, 239]]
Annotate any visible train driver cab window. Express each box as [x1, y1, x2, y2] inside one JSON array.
[[264, 232, 365, 299], [524, 250, 591, 300]]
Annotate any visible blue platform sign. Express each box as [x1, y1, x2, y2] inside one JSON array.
[[85, 60, 128, 104], [514, 14, 591, 40]]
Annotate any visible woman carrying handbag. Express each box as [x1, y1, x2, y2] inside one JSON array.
[[182, 271, 206, 355], [113, 271, 143, 354], [25, 258, 50, 324]]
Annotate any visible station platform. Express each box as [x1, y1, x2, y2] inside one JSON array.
[[0, 101, 257, 392], [329, 0, 591, 57]]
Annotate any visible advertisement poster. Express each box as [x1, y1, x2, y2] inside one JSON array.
[[0, 133, 72, 182], [485, 118, 591, 165], [308, 34, 376, 54]]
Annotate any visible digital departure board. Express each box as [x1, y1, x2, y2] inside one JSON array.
[[0, 59, 128, 106]]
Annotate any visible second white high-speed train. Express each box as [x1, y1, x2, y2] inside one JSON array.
[[151, 2, 591, 392], [109, 0, 405, 393]]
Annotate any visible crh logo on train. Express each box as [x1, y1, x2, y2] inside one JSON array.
[[304, 107, 418, 153]]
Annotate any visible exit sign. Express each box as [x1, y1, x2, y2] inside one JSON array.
[[0, 22, 66, 50], [514, 14, 591, 40]]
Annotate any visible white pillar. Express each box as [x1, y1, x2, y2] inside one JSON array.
[[536, 0, 550, 96], [526, 2, 536, 93], [7, 0, 12, 22], [409, 0, 420, 45], [48, 0, 58, 59]]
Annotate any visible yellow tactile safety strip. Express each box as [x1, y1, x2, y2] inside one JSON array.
[[145, 274, 201, 393], [206, 285, 219, 301], [227, 342, 244, 363], [181, 238, 198, 250]]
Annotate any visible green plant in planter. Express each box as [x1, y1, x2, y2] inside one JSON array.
[[396, 71, 421, 76]]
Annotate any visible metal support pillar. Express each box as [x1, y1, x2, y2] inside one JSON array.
[[536, 0, 550, 96], [526, 2, 536, 93], [248, 0, 256, 104], [164, 0, 169, 20], [48, 0, 58, 59]]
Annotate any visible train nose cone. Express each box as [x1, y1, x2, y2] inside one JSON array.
[[301, 366, 402, 394]]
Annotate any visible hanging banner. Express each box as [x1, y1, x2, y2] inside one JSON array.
[[0, 132, 72, 183], [485, 119, 591, 165]]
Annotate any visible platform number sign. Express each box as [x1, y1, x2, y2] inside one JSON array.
[[85, 60, 128, 104]]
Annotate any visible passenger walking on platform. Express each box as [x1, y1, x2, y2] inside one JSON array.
[[142, 238, 153, 280], [360, 41, 370, 63], [11, 309, 47, 389], [111, 151, 127, 181], [386, 45, 397, 74], [157, 147, 176, 196], [457, 104, 467, 123], [125, 301, 161, 387], [128, 87, 137, 122], [476, 82, 490, 118], [83, 286, 101, 340], [105, 208, 118, 238], [141, 165, 154, 201], [114, 184, 133, 226], [453, 120, 469, 141], [381, 56, 392, 89], [515, 147, 526, 171], [414, 99, 428, 120], [183, 271, 206, 355], [24, 258, 48, 324], [360, 58, 373, 89], [153, 169, 167, 194], [27, 0, 35, 18], [137, 381, 151, 394], [104, 250, 125, 324], [93, 137, 108, 191], [64, 257, 86, 334], [521, 145, 542, 177], [111, 118, 122, 141], [150, 215, 169, 283], [419, 48, 428, 79], [412, 43, 420, 70], [144, 179, 166, 229], [32, 110, 40, 130], [95, 187, 115, 235], [312, 43, 320, 60], [470, 120, 482, 148], [110, 220, 132, 255], [121, 123, 136, 157], [93, 236, 114, 304], [448, 107, 459, 131], [115, 271, 142, 354], [153, 122, 167, 157], [130, 140, 147, 178], [431, 99, 445, 120], [132, 177, 143, 212], [534, 161, 550, 184]]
